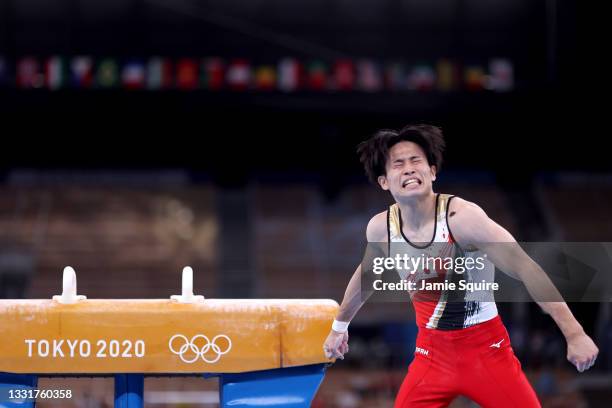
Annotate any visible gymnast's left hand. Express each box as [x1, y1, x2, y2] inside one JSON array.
[[567, 332, 598, 372]]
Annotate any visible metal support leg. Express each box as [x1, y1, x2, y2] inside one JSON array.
[[114, 374, 144, 408]]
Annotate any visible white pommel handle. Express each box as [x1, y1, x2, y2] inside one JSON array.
[[52, 266, 87, 304], [171, 266, 204, 303]]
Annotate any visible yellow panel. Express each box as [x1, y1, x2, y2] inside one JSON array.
[[0, 299, 338, 374], [279, 300, 339, 367]]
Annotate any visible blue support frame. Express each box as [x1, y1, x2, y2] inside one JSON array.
[[219, 364, 328, 407], [1, 365, 328, 407], [0, 373, 38, 408], [114, 374, 144, 408]]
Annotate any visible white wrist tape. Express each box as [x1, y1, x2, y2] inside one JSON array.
[[332, 319, 350, 333]]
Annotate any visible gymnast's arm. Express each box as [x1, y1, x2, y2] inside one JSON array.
[[447, 197, 599, 372], [323, 211, 387, 359]]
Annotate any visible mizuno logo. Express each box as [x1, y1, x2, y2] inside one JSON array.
[[489, 339, 505, 348]]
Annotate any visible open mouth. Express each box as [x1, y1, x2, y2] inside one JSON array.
[[401, 178, 422, 188]]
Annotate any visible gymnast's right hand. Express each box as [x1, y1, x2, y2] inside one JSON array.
[[323, 329, 349, 360]]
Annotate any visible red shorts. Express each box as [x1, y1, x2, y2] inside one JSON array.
[[395, 316, 541, 408]]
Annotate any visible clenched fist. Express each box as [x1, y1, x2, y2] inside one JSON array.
[[567, 332, 598, 372], [323, 330, 349, 360]]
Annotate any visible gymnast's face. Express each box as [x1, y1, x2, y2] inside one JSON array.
[[377, 141, 436, 202]]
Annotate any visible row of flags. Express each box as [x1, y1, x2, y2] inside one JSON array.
[[0, 56, 514, 92]]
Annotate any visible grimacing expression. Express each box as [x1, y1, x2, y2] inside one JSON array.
[[377, 141, 437, 201]]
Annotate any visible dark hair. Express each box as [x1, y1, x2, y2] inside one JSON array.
[[357, 124, 445, 184]]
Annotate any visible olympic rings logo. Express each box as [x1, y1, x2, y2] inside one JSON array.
[[168, 334, 232, 364]]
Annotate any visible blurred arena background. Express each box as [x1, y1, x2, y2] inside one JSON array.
[[1, 0, 610, 407]]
